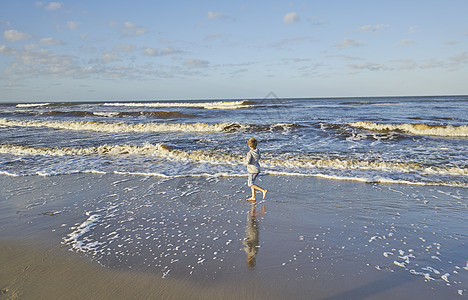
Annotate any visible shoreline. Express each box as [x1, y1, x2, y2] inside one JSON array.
[[1, 173, 466, 299]]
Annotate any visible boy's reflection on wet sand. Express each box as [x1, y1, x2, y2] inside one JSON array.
[[243, 203, 266, 270]]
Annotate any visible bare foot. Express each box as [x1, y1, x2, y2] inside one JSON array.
[[262, 189, 268, 199], [246, 197, 256, 202]]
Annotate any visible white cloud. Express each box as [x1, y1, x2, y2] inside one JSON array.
[[449, 51, 468, 64], [207, 11, 228, 20], [351, 24, 389, 32], [0, 45, 17, 55], [67, 21, 79, 30], [394, 39, 415, 47], [408, 26, 420, 34], [121, 21, 147, 36], [283, 12, 300, 24], [39, 37, 64, 45], [347, 62, 388, 71], [143, 47, 183, 57], [24, 44, 40, 51], [113, 44, 136, 53], [35, 1, 44, 7], [143, 47, 158, 56], [4, 29, 32, 42], [183, 59, 210, 68], [205, 33, 223, 41], [273, 36, 309, 49], [335, 38, 365, 49], [160, 47, 183, 55], [44, 2, 63, 11], [100, 52, 120, 63]]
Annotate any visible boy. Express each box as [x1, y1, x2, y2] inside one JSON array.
[[245, 138, 267, 201]]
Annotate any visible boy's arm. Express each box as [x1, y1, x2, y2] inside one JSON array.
[[245, 152, 251, 165]]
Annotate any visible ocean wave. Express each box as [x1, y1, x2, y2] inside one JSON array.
[[102, 100, 253, 110], [0, 118, 245, 133], [0, 118, 299, 133], [2, 143, 466, 177], [16, 103, 52, 108], [348, 122, 468, 137], [1, 110, 198, 119], [265, 171, 467, 188]]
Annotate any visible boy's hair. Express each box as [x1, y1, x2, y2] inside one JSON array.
[[247, 138, 257, 149]]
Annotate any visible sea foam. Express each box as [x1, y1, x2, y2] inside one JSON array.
[[348, 121, 468, 137], [102, 100, 252, 110], [0, 118, 245, 133]]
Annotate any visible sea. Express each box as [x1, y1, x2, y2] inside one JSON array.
[[1, 96, 467, 187]]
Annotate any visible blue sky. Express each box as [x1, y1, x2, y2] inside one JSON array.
[[1, 0, 467, 101]]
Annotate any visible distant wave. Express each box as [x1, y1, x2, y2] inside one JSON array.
[[16, 103, 52, 108], [2, 143, 465, 177], [1, 110, 198, 119], [348, 121, 468, 137], [103, 100, 253, 110], [0, 118, 298, 133]]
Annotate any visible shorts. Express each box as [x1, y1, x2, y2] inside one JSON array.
[[248, 173, 259, 187]]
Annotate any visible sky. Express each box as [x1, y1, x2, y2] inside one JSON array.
[[0, 0, 467, 102]]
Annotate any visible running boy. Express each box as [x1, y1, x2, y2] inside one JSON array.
[[245, 138, 267, 201]]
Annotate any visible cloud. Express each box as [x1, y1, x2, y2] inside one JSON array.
[[67, 21, 79, 30], [347, 62, 388, 71], [121, 21, 147, 37], [351, 24, 389, 32], [100, 52, 120, 63], [0, 45, 17, 55], [160, 47, 183, 56], [39, 37, 64, 45], [335, 38, 365, 49], [408, 26, 420, 34], [207, 11, 229, 20], [283, 12, 300, 24], [449, 51, 468, 64], [205, 33, 223, 41], [394, 39, 415, 47], [44, 2, 63, 11], [89, 51, 121, 64], [183, 59, 210, 68], [10, 48, 83, 79], [444, 40, 457, 46], [24, 44, 40, 51], [389, 59, 418, 70], [143, 47, 183, 57], [272, 36, 309, 49], [113, 44, 136, 53], [4, 29, 32, 42]]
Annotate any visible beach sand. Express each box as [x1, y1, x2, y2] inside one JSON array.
[[0, 174, 466, 299]]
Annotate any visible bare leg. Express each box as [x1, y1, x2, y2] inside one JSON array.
[[246, 186, 256, 201], [251, 184, 267, 199]]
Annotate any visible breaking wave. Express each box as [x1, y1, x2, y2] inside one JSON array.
[[0, 118, 245, 133], [1, 143, 465, 178], [0, 118, 298, 133], [16, 103, 52, 108], [348, 122, 468, 137], [103, 100, 253, 110], [2, 110, 197, 119]]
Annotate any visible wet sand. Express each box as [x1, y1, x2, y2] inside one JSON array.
[[0, 174, 467, 299]]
